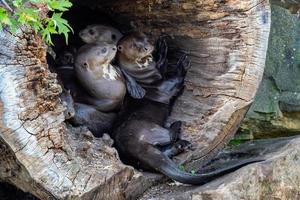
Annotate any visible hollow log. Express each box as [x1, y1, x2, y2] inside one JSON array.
[[86, 0, 271, 169], [0, 0, 271, 199]]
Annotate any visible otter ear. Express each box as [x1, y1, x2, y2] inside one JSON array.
[[117, 45, 123, 52]]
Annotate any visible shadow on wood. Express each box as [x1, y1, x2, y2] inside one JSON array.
[[0, 0, 270, 199]]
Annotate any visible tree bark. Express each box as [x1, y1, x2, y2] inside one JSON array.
[[0, 28, 133, 199], [0, 0, 271, 199]]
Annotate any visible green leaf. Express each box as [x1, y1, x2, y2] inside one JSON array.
[[9, 18, 19, 33], [31, 20, 43, 33], [51, 12, 73, 44], [47, 0, 72, 11], [0, 8, 11, 25], [0, 0, 73, 45], [13, 0, 23, 7], [41, 28, 55, 45], [16, 8, 39, 24]]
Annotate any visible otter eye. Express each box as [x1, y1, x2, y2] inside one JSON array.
[[88, 29, 95, 35], [83, 62, 88, 68], [111, 34, 116, 41], [101, 48, 107, 54]]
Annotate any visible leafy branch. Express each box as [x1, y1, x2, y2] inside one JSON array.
[[0, 0, 73, 45]]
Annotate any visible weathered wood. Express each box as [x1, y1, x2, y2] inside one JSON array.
[[0, 0, 271, 199], [83, 0, 271, 169], [0, 28, 133, 199]]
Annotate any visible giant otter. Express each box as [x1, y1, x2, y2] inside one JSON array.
[[75, 42, 126, 112], [117, 32, 162, 86], [60, 89, 76, 120], [117, 32, 178, 103], [79, 24, 123, 45], [71, 103, 116, 137], [52, 46, 117, 136], [114, 53, 262, 185]]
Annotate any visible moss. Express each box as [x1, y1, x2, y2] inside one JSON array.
[[240, 5, 300, 138]]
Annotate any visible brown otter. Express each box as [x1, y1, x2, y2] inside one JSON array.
[[114, 55, 263, 185], [61, 89, 116, 137], [52, 47, 83, 97], [79, 24, 123, 45], [117, 32, 185, 104], [75, 42, 126, 112], [71, 103, 116, 137], [60, 89, 76, 120], [116, 32, 162, 86], [51, 46, 117, 136]]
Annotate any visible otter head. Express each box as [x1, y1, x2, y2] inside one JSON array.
[[79, 24, 123, 45], [117, 32, 154, 62], [56, 47, 77, 66], [75, 42, 117, 70], [60, 89, 75, 120]]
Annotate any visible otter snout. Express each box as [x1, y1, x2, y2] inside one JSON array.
[[79, 30, 86, 39], [79, 30, 90, 43], [65, 110, 75, 119]]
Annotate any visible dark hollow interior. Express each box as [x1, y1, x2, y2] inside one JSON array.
[[47, 2, 186, 167]]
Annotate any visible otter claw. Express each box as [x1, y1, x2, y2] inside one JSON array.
[[175, 140, 193, 151], [155, 37, 168, 76], [176, 54, 191, 77]]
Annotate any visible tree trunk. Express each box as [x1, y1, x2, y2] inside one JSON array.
[[0, 0, 271, 199], [0, 28, 133, 199]]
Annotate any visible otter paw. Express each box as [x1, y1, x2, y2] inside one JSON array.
[[174, 140, 193, 151], [155, 37, 168, 75]]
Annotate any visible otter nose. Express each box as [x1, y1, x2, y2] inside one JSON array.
[[65, 111, 74, 119]]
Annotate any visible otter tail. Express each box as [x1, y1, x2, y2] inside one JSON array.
[[155, 153, 263, 185]]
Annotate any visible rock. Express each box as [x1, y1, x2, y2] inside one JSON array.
[[139, 136, 300, 200], [240, 4, 300, 138], [271, 0, 300, 15], [124, 172, 165, 200]]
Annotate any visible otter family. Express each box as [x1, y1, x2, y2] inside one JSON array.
[[49, 24, 262, 185]]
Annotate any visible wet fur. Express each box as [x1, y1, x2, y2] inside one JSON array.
[[117, 32, 182, 104], [117, 32, 162, 86], [52, 47, 119, 136], [79, 24, 123, 45], [114, 51, 262, 185], [75, 43, 126, 112]]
